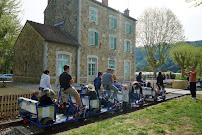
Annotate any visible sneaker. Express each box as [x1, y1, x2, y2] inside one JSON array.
[[190, 97, 196, 99]]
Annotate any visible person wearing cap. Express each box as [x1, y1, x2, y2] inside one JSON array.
[[59, 65, 85, 110], [183, 66, 197, 99], [102, 68, 118, 103], [83, 84, 97, 99], [39, 70, 56, 100], [39, 88, 53, 106]]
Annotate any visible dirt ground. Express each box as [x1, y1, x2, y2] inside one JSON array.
[[0, 86, 27, 95]]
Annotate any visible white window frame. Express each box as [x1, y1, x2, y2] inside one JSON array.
[[56, 51, 72, 76], [109, 35, 117, 50], [124, 60, 131, 78], [109, 15, 117, 30], [124, 39, 132, 53], [87, 55, 98, 76], [89, 7, 98, 24], [88, 29, 98, 46]]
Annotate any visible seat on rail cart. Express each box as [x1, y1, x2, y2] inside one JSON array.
[[18, 97, 55, 124]]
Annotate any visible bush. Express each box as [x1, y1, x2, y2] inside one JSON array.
[[170, 74, 176, 79]]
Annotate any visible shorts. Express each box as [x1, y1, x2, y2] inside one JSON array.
[[63, 86, 79, 97]]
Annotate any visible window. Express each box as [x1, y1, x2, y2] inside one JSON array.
[[24, 61, 28, 72], [109, 59, 115, 69], [89, 29, 99, 46], [125, 22, 132, 34], [88, 58, 97, 76], [124, 61, 130, 77], [109, 35, 117, 50], [109, 15, 117, 29], [124, 40, 132, 53], [90, 7, 98, 24], [57, 54, 69, 76]]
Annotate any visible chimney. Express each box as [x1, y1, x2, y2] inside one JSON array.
[[124, 9, 130, 16], [48, 0, 51, 4], [102, 0, 108, 6]]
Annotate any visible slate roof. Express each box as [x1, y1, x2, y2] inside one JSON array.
[[28, 21, 79, 46]]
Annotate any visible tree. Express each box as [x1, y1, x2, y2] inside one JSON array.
[[137, 8, 185, 78], [185, 0, 202, 7], [169, 42, 202, 78], [0, 0, 22, 73]]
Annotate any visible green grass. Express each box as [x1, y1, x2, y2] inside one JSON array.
[[59, 95, 202, 135]]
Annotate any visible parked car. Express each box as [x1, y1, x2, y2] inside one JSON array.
[[0, 74, 13, 81]]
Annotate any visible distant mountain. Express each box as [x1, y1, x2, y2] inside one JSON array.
[[186, 40, 202, 48]]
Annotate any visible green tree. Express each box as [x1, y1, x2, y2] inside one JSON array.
[[0, 0, 22, 73], [186, 0, 202, 7], [137, 8, 185, 78], [169, 42, 202, 78]]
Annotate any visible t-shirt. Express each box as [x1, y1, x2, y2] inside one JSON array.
[[39, 95, 53, 106], [102, 72, 113, 86], [59, 72, 72, 90], [136, 75, 143, 82], [157, 75, 165, 85]]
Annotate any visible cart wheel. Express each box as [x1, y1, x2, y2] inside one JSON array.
[[41, 117, 54, 126]]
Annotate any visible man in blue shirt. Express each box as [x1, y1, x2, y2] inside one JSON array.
[[136, 72, 143, 82]]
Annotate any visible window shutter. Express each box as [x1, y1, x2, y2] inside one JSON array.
[[130, 42, 132, 53], [90, 9, 94, 22], [95, 32, 98, 46], [124, 40, 127, 52], [109, 16, 113, 29], [114, 37, 117, 50], [130, 23, 132, 34], [94, 10, 97, 23], [125, 22, 127, 34], [114, 18, 117, 29]]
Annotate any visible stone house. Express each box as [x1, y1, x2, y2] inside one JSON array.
[[13, 0, 137, 83]]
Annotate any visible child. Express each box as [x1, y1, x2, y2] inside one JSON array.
[[39, 88, 53, 106], [31, 91, 40, 101], [122, 84, 129, 114], [146, 82, 152, 88], [94, 71, 103, 97], [83, 84, 97, 99]]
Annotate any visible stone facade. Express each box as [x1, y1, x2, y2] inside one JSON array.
[[13, 23, 44, 83], [13, 21, 78, 84], [44, 0, 137, 83]]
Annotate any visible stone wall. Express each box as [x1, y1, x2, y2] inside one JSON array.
[[13, 23, 44, 83], [44, 0, 79, 42], [45, 42, 77, 84], [79, 0, 137, 82]]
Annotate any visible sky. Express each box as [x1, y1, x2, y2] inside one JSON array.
[[20, 0, 202, 41]]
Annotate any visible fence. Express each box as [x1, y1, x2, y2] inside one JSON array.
[[0, 90, 60, 120]]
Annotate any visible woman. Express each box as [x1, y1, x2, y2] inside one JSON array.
[[39, 70, 55, 99], [156, 72, 166, 96], [93, 71, 103, 97]]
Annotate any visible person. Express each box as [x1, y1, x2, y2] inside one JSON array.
[[131, 81, 143, 102], [39, 88, 53, 106], [93, 71, 103, 97], [183, 67, 197, 99], [136, 72, 143, 82], [146, 82, 152, 88], [59, 65, 85, 110], [112, 69, 117, 83], [156, 72, 166, 96], [31, 91, 40, 101], [39, 70, 55, 100], [83, 84, 97, 99], [102, 68, 118, 103]]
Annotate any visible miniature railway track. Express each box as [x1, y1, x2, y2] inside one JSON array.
[[0, 92, 188, 135]]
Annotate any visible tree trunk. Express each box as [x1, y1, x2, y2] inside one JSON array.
[[181, 68, 185, 78], [153, 68, 157, 79]]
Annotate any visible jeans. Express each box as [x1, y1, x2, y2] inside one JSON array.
[[103, 84, 118, 99], [190, 82, 196, 98]]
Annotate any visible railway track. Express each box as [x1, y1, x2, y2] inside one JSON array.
[[0, 92, 189, 135]]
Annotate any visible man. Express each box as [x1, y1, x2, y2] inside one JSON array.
[[136, 72, 143, 82], [59, 65, 85, 110], [183, 66, 197, 99], [102, 68, 118, 103]]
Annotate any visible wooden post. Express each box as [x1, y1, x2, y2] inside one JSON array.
[[1, 95, 4, 118], [10, 94, 13, 117]]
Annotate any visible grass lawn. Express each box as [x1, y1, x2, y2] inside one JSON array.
[[58, 95, 202, 135]]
